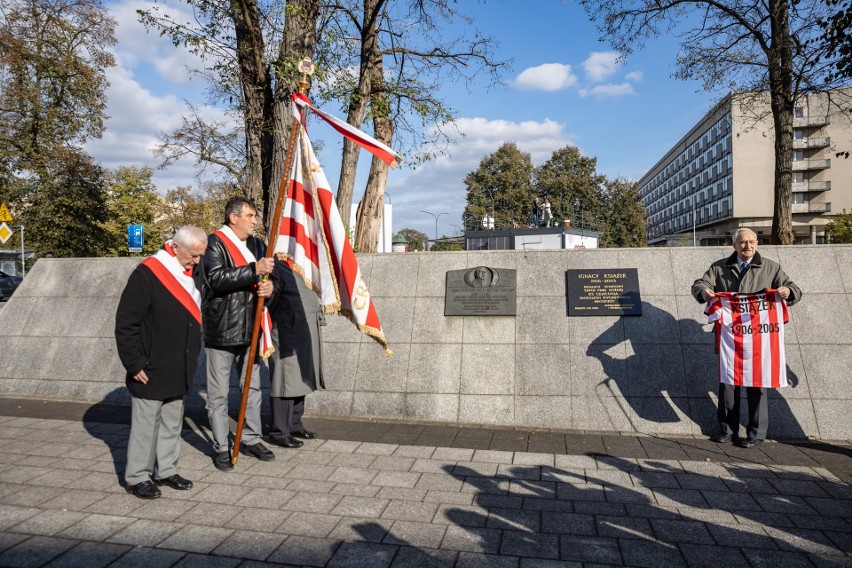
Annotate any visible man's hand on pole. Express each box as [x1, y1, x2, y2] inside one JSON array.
[[255, 257, 274, 275], [257, 280, 273, 298]]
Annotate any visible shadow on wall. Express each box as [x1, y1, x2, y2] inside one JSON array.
[[586, 300, 805, 439]]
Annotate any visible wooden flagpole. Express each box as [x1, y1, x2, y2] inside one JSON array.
[[231, 59, 314, 464]]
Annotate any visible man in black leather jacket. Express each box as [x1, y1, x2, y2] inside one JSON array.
[[201, 196, 276, 470]]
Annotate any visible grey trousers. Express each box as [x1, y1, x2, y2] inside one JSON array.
[[206, 345, 263, 453], [718, 384, 769, 441], [125, 396, 184, 486]]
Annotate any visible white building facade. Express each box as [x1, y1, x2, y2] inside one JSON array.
[[639, 89, 852, 245]]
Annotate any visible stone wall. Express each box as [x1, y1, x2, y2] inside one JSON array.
[[1, 246, 850, 439]]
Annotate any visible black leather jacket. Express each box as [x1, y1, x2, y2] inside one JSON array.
[[199, 232, 266, 348]]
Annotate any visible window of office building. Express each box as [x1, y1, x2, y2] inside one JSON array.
[[793, 150, 804, 161], [794, 106, 804, 118], [793, 172, 804, 183], [794, 129, 804, 139], [793, 193, 805, 204]]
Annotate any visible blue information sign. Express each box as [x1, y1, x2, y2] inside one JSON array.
[[128, 225, 144, 253]]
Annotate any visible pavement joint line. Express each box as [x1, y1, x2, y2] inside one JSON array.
[[0, 395, 850, 567]]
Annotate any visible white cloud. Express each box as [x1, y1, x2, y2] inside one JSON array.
[[110, 0, 208, 85], [625, 71, 643, 83], [515, 63, 577, 92], [385, 117, 579, 236], [85, 65, 233, 192], [583, 51, 621, 83], [579, 83, 636, 99], [84, 0, 232, 192]]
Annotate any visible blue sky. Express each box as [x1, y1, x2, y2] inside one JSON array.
[[87, 0, 720, 239]]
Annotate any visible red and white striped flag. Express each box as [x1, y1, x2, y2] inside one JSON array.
[[274, 94, 398, 355]]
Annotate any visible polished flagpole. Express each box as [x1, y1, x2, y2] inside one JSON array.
[[231, 59, 314, 465]]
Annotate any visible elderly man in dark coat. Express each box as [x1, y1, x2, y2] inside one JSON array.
[[267, 259, 325, 448], [692, 227, 802, 449], [115, 225, 208, 499]]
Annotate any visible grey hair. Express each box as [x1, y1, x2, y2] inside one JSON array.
[[224, 196, 257, 226], [731, 227, 756, 243], [173, 225, 208, 247]]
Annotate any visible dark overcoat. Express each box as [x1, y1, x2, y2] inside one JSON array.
[[115, 263, 202, 400], [269, 261, 325, 397]]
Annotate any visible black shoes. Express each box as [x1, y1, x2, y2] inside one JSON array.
[[711, 433, 734, 444], [268, 435, 304, 448], [240, 442, 276, 461], [155, 474, 193, 491], [292, 429, 318, 440], [737, 438, 764, 449], [213, 451, 234, 471], [126, 480, 161, 499]]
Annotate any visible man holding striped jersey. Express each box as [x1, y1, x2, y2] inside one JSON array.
[[692, 228, 802, 449]]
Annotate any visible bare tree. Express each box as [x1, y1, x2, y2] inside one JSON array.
[[327, 0, 510, 246], [579, 0, 847, 243], [139, 0, 320, 229]]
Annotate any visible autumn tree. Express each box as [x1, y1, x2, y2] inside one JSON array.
[[158, 182, 240, 235], [0, 0, 116, 255], [432, 237, 463, 251], [0, 0, 116, 180], [138, 0, 320, 228], [599, 177, 646, 247], [396, 227, 427, 252], [16, 150, 108, 257], [327, 0, 508, 252], [818, 0, 852, 83], [462, 143, 535, 231], [535, 146, 606, 226], [101, 166, 166, 256], [579, 0, 847, 244], [826, 210, 852, 243]]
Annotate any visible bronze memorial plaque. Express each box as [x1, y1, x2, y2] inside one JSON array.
[[565, 269, 642, 316], [445, 266, 517, 316]]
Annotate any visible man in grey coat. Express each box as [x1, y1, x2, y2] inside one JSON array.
[[692, 228, 802, 448], [267, 259, 325, 448]]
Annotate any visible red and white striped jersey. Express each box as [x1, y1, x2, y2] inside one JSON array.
[[705, 290, 790, 388]]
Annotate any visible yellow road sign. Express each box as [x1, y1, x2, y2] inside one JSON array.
[[0, 202, 12, 223], [0, 222, 12, 244]]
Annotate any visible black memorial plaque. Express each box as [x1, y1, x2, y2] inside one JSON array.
[[445, 266, 517, 316], [565, 269, 642, 316]]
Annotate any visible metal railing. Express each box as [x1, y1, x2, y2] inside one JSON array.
[[792, 202, 831, 213], [792, 159, 831, 171]]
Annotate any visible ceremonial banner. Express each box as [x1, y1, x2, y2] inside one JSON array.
[[706, 290, 789, 388], [274, 95, 395, 355]]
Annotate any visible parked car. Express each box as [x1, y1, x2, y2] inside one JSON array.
[[0, 270, 23, 301]]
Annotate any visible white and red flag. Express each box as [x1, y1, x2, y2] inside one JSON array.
[[274, 94, 400, 355], [706, 290, 790, 388]]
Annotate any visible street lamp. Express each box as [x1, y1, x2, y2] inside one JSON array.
[[421, 210, 448, 243]]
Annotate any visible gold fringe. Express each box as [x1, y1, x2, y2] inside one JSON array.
[[259, 345, 276, 361]]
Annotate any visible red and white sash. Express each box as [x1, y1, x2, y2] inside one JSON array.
[[213, 225, 275, 359], [141, 241, 201, 323]]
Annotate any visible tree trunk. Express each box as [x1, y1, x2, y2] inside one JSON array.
[[354, 48, 393, 253], [266, 0, 320, 230], [229, 0, 271, 212], [768, 0, 795, 245], [335, 0, 383, 227]]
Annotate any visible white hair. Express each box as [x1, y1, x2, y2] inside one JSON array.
[[173, 225, 208, 247], [731, 227, 756, 243]]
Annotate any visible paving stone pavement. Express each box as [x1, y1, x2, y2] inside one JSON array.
[[0, 398, 850, 568]]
